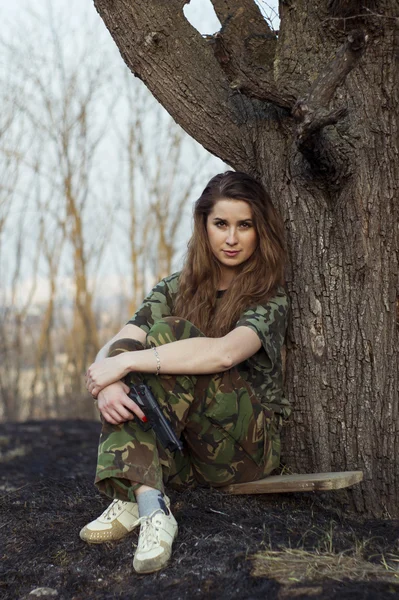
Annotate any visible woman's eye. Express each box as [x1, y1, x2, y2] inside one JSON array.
[[240, 223, 251, 229], [215, 221, 226, 228]]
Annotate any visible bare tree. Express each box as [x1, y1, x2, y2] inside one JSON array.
[[0, 5, 116, 419], [0, 2, 224, 421], [111, 70, 224, 317], [93, 0, 399, 517], [27, 168, 67, 419], [0, 68, 41, 421]]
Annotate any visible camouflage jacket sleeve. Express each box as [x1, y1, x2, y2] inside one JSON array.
[[126, 272, 180, 333], [235, 288, 289, 366]]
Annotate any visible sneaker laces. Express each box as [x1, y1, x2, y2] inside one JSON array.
[[101, 499, 126, 521], [136, 510, 164, 551]]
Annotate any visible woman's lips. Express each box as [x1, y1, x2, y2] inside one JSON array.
[[223, 250, 240, 257]]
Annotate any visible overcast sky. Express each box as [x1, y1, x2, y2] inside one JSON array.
[[0, 0, 280, 34]]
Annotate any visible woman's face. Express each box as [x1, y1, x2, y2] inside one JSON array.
[[206, 198, 257, 285]]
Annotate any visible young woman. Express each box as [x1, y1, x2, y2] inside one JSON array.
[[81, 171, 290, 574]]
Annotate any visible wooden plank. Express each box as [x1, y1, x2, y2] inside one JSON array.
[[222, 471, 364, 495]]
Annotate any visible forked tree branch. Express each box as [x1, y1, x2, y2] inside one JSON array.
[[292, 29, 367, 151], [94, 1, 368, 178], [211, 0, 273, 27], [210, 0, 295, 109]]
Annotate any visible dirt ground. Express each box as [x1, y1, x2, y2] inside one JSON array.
[[1, 420, 399, 600]]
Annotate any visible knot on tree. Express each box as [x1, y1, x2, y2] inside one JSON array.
[[144, 31, 161, 49], [347, 29, 368, 52]]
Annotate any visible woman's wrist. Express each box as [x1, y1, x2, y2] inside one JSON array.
[[119, 351, 137, 376], [121, 348, 160, 375]]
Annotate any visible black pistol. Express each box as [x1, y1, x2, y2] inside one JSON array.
[[128, 384, 183, 453]]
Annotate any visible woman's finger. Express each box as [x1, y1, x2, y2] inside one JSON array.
[[121, 381, 130, 394], [100, 408, 116, 424], [114, 404, 134, 422], [104, 413, 120, 425], [124, 397, 145, 421], [101, 401, 132, 424], [105, 408, 124, 424], [96, 382, 140, 424]]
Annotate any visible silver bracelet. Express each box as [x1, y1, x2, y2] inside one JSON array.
[[151, 346, 161, 376]]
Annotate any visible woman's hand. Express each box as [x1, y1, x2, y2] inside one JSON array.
[[96, 381, 146, 425], [86, 354, 132, 397]]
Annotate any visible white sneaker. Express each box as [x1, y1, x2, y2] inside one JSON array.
[[79, 496, 170, 544], [133, 509, 178, 574]]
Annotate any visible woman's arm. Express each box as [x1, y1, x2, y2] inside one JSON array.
[[131, 326, 262, 374], [86, 326, 261, 397]]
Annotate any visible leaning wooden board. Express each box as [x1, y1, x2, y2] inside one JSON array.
[[223, 471, 364, 495]]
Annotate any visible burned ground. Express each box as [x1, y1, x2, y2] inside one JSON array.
[[0, 420, 398, 600]]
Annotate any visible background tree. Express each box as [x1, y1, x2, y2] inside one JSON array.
[[93, 0, 399, 517], [0, 55, 40, 422], [0, 5, 118, 420], [0, 2, 223, 422]]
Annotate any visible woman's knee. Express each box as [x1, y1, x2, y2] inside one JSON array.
[[108, 338, 145, 357], [147, 317, 203, 347], [146, 318, 184, 347]]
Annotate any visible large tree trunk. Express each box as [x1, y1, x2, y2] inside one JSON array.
[[93, 0, 399, 517]]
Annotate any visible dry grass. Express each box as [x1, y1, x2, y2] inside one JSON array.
[[0, 444, 29, 462], [251, 548, 399, 585]]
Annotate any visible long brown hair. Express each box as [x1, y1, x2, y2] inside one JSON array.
[[174, 171, 286, 336]]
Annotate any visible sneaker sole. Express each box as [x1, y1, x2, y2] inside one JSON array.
[[80, 529, 137, 544]]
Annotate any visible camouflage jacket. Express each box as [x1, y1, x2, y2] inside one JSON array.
[[128, 272, 291, 418]]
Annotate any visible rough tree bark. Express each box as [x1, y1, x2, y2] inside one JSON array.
[[93, 0, 399, 517]]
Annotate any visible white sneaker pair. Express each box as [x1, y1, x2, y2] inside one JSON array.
[[80, 496, 177, 573]]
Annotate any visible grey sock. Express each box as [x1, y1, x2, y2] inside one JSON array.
[[137, 490, 169, 518]]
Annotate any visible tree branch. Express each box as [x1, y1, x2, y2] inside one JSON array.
[[93, 0, 257, 169], [210, 0, 295, 109], [211, 0, 274, 35], [292, 29, 367, 152]]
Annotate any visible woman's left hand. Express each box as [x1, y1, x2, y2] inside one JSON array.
[[86, 354, 131, 398]]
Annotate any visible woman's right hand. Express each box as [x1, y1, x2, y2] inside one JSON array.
[[96, 381, 146, 425]]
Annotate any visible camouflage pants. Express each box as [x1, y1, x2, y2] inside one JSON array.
[[95, 317, 281, 502]]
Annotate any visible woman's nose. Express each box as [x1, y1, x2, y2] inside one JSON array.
[[226, 228, 238, 245]]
